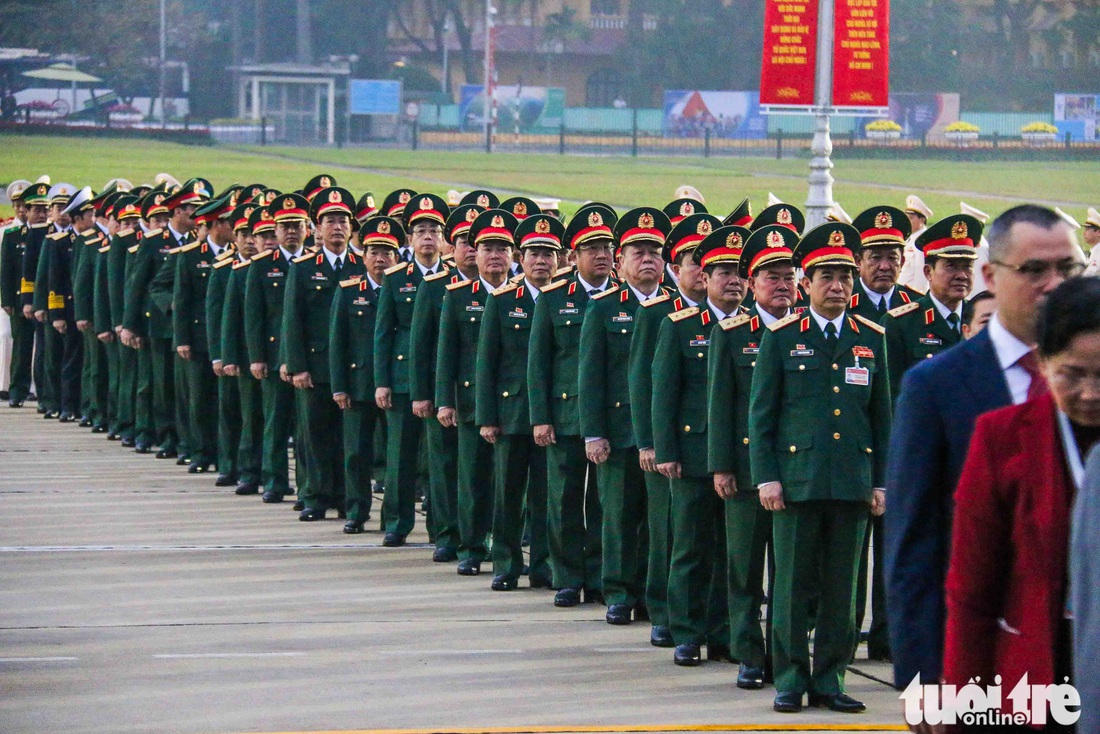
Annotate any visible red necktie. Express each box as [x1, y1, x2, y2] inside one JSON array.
[[1016, 350, 1050, 401]]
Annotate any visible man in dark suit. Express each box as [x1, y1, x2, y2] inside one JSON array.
[[885, 204, 1084, 698]]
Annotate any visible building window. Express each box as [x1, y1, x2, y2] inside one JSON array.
[[591, 0, 621, 15], [586, 68, 623, 108]]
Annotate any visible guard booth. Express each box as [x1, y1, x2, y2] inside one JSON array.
[[234, 61, 349, 145]]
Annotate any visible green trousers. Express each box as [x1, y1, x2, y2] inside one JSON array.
[[597, 447, 648, 608], [41, 321, 62, 412], [668, 475, 729, 648], [855, 512, 889, 656], [115, 341, 137, 442], [173, 352, 191, 457], [216, 372, 241, 481], [724, 493, 772, 668], [104, 338, 121, 435], [7, 311, 33, 401], [88, 331, 110, 428], [185, 354, 218, 467], [80, 328, 94, 418], [236, 374, 263, 486], [295, 383, 344, 511], [644, 469, 673, 628], [149, 337, 177, 450], [546, 436, 602, 591], [382, 393, 423, 537], [341, 400, 381, 524], [259, 375, 295, 496], [135, 344, 156, 446], [424, 419, 458, 550], [491, 434, 548, 582], [456, 420, 494, 562], [771, 500, 867, 696]]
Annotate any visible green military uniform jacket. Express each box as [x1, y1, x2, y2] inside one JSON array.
[[375, 259, 439, 396], [106, 227, 138, 331], [72, 228, 105, 325], [408, 264, 458, 404], [92, 239, 114, 335], [329, 274, 382, 402], [475, 280, 540, 435], [580, 284, 670, 449], [205, 251, 237, 364], [628, 290, 695, 451], [848, 278, 922, 324], [243, 247, 295, 368], [173, 239, 225, 353], [528, 275, 614, 433], [881, 294, 962, 400], [0, 222, 28, 313], [281, 250, 365, 386], [220, 258, 251, 369], [18, 223, 49, 310], [651, 306, 717, 478], [436, 277, 493, 422], [707, 305, 772, 492], [123, 228, 178, 339], [31, 228, 63, 315], [748, 311, 892, 503], [45, 229, 77, 323]]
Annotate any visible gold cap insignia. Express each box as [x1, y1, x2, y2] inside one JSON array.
[[514, 202, 527, 217], [320, 176, 332, 187], [778, 208, 793, 225], [639, 212, 654, 229], [419, 197, 432, 210], [535, 219, 551, 234], [829, 230, 845, 246], [260, 210, 273, 222], [491, 215, 505, 228], [725, 232, 743, 249], [283, 198, 294, 210], [951, 221, 968, 239], [328, 190, 341, 204], [477, 194, 490, 207], [378, 221, 391, 234], [697, 220, 712, 236], [399, 192, 411, 204], [680, 202, 694, 217], [767, 231, 784, 248], [366, 195, 375, 208], [875, 211, 892, 229], [588, 212, 604, 228], [465, 208, 478, 223], [154, 194, 166, 205]]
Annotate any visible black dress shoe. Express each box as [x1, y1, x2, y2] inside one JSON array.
[[261, 491, 284, 503], [107, 432, 120, 440], [175, 456, 189, 466], [673, 643, 702, 667], [134, 443, 152, 454], [736, 663, 765, 690], [45, 410, 59, 419], [650, 625, 674, 648], [584, 588, 605, 605], [292, 500, 305, 511], [606, 604, 633, 625], [58, 411, 74, 423], [343, 521, 364, 534], [491, 575, 519, 591], [808, 692, 865, 713], [382, 532, 406, 547], [235, 483, 259, 495], [432, 547, 457, 562], [707, 644, 733, 663], [554, 587, 582, 607], [91, 425, 107, 433], [187, 462, 211, 474], [529, 574, 553, 589], [120, 437, 136, 448], [8, 399, 23, 408], [299, 507, 326, 521], [457, 559, 481, 576], [214, 474, 237, 487], [773, 691, 804, 713], [78, 416, 93, 427], [156, 448, 177, 459]]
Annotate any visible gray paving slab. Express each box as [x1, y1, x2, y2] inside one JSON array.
[[0, 406, 906, 734]]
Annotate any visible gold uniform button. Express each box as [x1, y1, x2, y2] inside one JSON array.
[[751, 361, 756, 367], [315, 285, 322, 290], [463, 381, 470, 388], [309, 347, 316, 353], [683, 425, 691, 433], [697, 352, 704, 358], [834, 409, 842, 416], [405, 297, 412, 302], [832, 364, 839, 370], [926, 353, 933, 359], [396, 355, 404, 361], [269, 336, 275, 342], [833, 432, 841, 440], [350, 363, 357, 369], [789, 445, 797, 453], [865, 447, 873, 454], [470, 317, 476, 322], [502, 391, 510, 397], [798, 364, 806, 371], [614, 401, 621, 408], [565, 320, 572, 326], [145, 311, 151, 317], [561, 392, 568, 399], [357, 310, 363, 316], [621, 329, 627, 334], [514, 324, 521, 330], [272, 282, 279, 287], [742, 437, 750, 445], [833, 386, 840, 393]]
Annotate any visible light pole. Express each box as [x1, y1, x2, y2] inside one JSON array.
[[483, 0, 495, 151], [159, 0, 167, 123], [442, 16, 451, 97], [805, 0, 836, 229]]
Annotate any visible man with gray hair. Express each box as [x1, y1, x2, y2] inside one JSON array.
[[885, 204, 1085, 718]]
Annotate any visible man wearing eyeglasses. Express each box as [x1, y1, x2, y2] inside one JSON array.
[[885, 204, 1085, 724]]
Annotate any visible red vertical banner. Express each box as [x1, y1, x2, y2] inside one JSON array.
[[760, 0, 820, 107], [832, 0, 890, 107]]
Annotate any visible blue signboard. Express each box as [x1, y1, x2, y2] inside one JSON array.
[[349, 80, 402, 115]]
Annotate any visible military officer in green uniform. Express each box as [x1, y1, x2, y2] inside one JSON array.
[[47, 186, 90, 422], [108, 194, 151, 447], [436, 208, 517, 575], [330, 216, 400, 533], [409, 201, 473, 559], [245, 193, 305, 503], [175, 193, 234, 474], [91, 192, 127, 437], [528, 203, 618, 607], [653, 226, 748, 667], [1, 181, 34, 407], [579, 207, 673, 624], [628, 212, 714, 647], [477, 213, 564, 590], [381, 189, 418, 263], [848, 206, 920, 323], [751, 203, 807, 309], [16, 183, 52, 412], [221, 204, 274, 496], [374, 193, 448, 547], [283, 187, 365, 521], [707, 224, 800, 688], [72, 188, 114, 431], [749, 223, 891, 714], [31, 183, 76, 418]]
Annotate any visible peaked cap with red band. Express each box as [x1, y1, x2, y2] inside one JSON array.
[[360, 216, 405, 250], [915, 214, 982, 260], [694, 225, 749, 269], [403, 193, 450, 228], [564, 203, 617, 250], [310, 186, 355, 223], [739, 224, 798, 279], [752, 202, 805, 236], [270, 193, 310, 223], [662, 197, 708, 225], [499, 196, 541, 221], [515, 214, 565, 251], [722, 197, 753, 227], [459, 190, 500, 210], [445, 204, 485, 242], [793, 222, 860, 271], [382, 189, 418, 218], [663, 213, 722, 264], [852, 205, 912, 248], [615, 207, 673, 248]]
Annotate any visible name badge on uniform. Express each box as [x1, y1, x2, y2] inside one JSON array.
[[845, 367, 870, 386], [559, 307, 578, 315], [352, 297, 369, 306], [919, 336, 942, 346], [267, 270, 284, 278], [398, 283, 417, 293], [509, 309, 527, 319], [466, 304, 484, 312], [690, 337, 710, 347], [742, 345, 759, 354], [311, 272, 328, 281], [197, 261, 212, 269], [612, 312, 633, 323], [790, 346, 814, 357]]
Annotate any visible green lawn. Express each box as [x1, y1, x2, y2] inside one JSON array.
[[2, 135, 1097, 225]]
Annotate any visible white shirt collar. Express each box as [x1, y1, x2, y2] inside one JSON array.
[[366, 273, 382, 291], [676, 289, 699, 308], [629, 283, 662, 303], [756, 306, 790, 326], [481, 276, 505, 293], [168, 224, 186, 243], [279, 245, 301, 262], [809, 307, 845, 335], [707, 298, 736, 322], [322, 247, 345, 269], [929, 292, 963, 322], [987, 312, 1032, 372], [206, 236, 224, 257], [862, 280, 894, 307], [349, 244, 364, 257], [576, 273, 610, 294], [414, 257, 441, 276], [524, 277, 542, 301]]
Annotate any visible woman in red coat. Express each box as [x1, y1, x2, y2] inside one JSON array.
[[944, 276, 1100, 731]]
